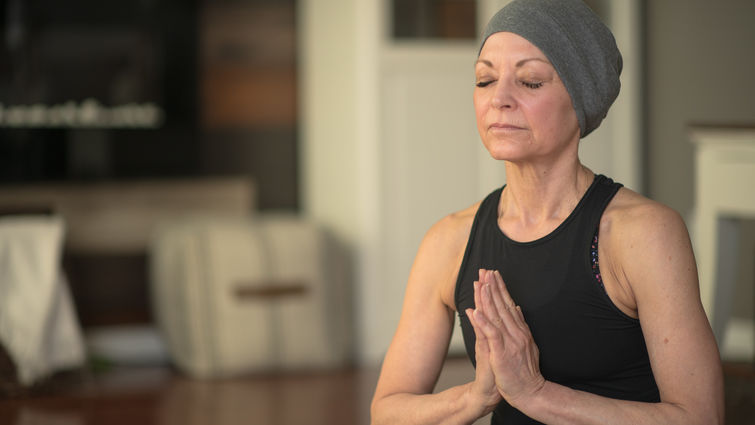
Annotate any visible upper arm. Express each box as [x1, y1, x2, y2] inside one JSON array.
[[609, 198, 724, 422], [372, 210, 474, 401]]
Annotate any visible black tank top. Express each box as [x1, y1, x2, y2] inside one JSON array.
[[455, 175, 660, 424]]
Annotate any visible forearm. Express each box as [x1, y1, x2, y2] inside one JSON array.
[[371, 382, 492, 425], [515, 380, 721, 425]]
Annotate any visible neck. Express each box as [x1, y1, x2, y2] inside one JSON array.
[[499, 157, 594, 231]]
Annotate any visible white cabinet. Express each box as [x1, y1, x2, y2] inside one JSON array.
[[690, 127, 755, 361]]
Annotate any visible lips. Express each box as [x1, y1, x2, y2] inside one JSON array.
[[489, 122, 525, 130]]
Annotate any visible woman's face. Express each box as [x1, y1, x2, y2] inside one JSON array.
[[474, 32, 580, 163]]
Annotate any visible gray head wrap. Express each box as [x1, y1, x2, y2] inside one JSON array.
[[479, 0, 622, 138]]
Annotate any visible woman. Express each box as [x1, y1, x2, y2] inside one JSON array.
[[370, 0, 724, 424]]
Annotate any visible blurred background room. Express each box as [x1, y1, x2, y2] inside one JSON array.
[[0, 0, 753, 424]]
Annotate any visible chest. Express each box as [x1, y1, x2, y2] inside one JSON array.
[[456, 232, 647, 382]]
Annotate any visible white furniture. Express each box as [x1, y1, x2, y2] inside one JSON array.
[[0, 177, 257, 365], [690, 127, 755, 360], [150, 215, 351, 377]]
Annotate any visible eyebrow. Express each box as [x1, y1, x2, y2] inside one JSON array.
[[475, 57, 550, 68]]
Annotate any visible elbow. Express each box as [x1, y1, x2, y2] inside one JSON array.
[[689, 406, 724, 425], [708, 398, 725, 425], [670, 399, 724, 425], [370, 391, 403, 425], [370, 395, 386, 425], [369, 403, 378, 425], [694, 410, 724, 425], [699, 377, 725, 425]]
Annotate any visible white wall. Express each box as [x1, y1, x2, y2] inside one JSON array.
[[298, 0, 359, 245], [299, 0, 382, 364], [580, 1, 643, 192]]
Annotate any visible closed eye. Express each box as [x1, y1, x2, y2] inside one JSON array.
[[476, 80, 494, 88], [521, 81, 543, 89]]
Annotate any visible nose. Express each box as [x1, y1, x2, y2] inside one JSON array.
[[491, 79, 515, 109]]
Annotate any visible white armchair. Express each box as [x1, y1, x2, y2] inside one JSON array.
[[149, 214, 353, 377]]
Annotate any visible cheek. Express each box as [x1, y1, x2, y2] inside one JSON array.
[[552, 99, 579, 134], [473, 91, 484, 115], [473, 91, 487, 128], [524, 95, 577, 136]]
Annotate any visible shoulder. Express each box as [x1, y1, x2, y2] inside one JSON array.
[[412, 201, 481, 309], [600, 187, 695, 294], [422, 202, 480, 256], [602, 187, 688, 249]]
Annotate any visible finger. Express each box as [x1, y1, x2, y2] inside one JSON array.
[[480, 283, 508, 331], [489, 271, 534, 339], [485, 270, 512, 319], [475, 278, 496, 321], [492, 270, 517, 309], [467, 309, 500, 400], [475, 270, 488, 310], [473, 308, 506, 353], [467, 308, 490, 353], [468, 308, 497, 375], [472, 307, 496, 337], [511, 305, 533, 336], [466, 308, 486, 342], [479, 283, 496, 323], [473, 280, 483, 314], [483, 273, 523, 338]]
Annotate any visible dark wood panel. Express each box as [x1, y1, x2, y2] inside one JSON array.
[[201, 66, 296, 127]]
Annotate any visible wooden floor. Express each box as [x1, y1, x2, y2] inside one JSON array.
[[1, 357, 753, 425]]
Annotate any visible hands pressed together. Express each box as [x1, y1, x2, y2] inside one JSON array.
[[465, 269, 546, 413]]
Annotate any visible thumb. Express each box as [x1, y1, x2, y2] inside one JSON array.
[[467, 308, 491, 358]]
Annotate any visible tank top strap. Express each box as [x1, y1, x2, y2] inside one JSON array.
[[578, 174, 623, 238]]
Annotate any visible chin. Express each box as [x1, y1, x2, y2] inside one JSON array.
[[482, 139, 528, 162], [488, 152, 523, 162]]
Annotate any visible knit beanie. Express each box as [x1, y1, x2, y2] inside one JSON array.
[[479, 0, 623, 138]]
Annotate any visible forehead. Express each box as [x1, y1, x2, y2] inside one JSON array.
[[478, 32, 551, 65]]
